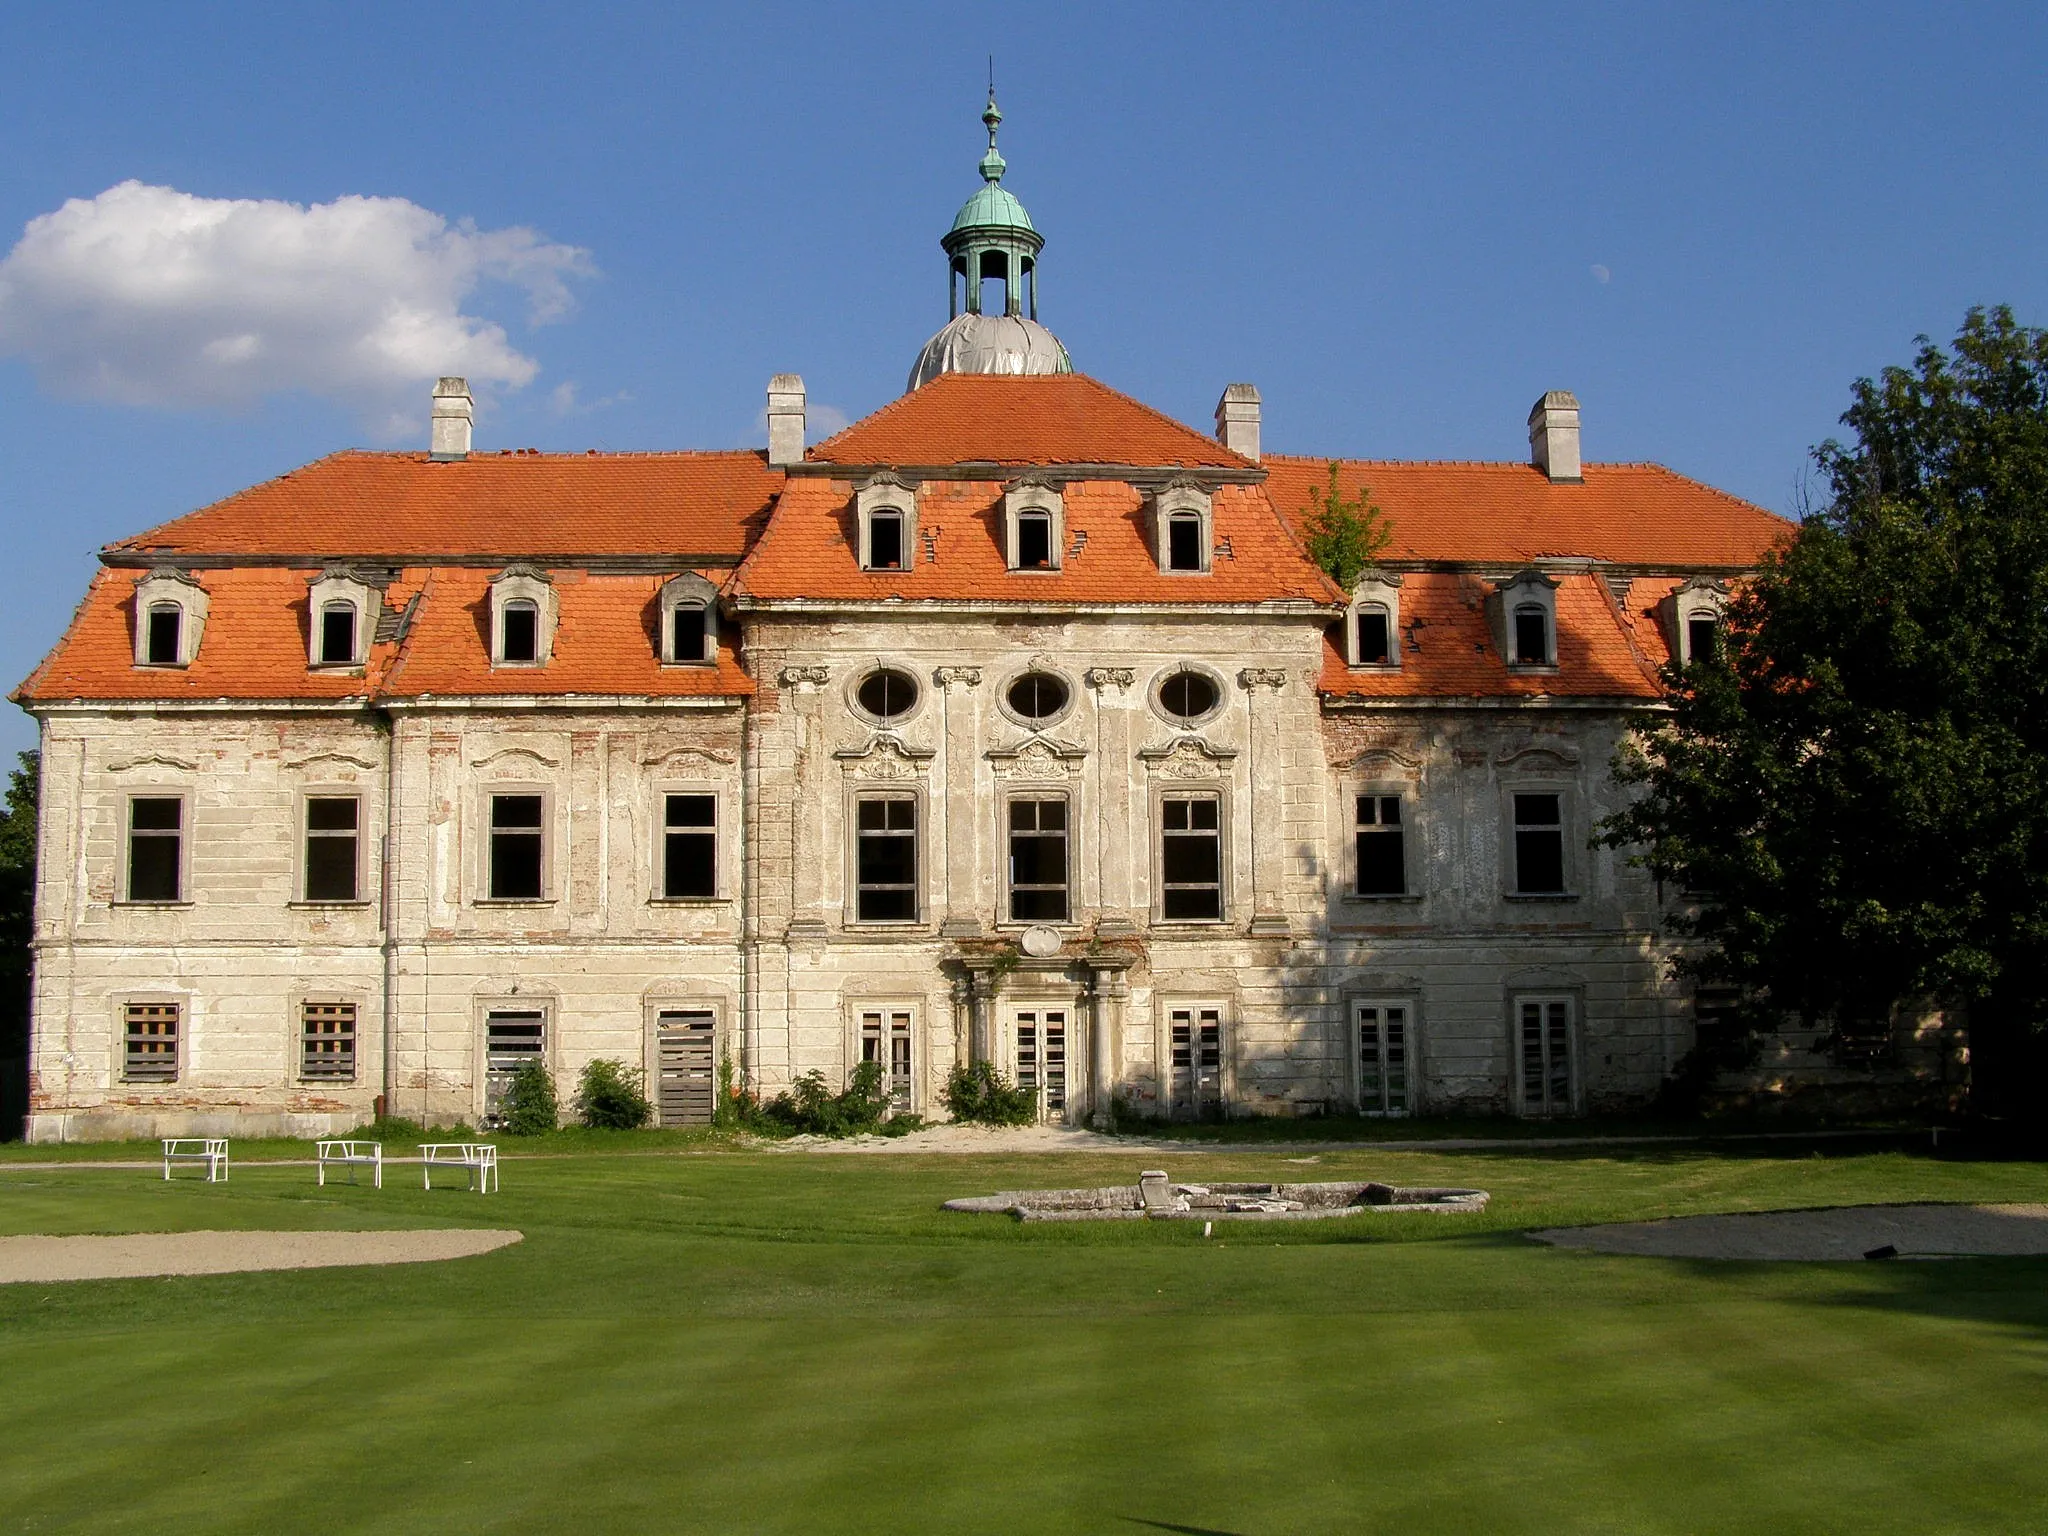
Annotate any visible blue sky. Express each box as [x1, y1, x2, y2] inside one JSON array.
[[2, 2, 2044, 756]]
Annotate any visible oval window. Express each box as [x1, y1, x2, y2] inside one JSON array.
[[1004, 672, 1069, 723], [1158, 669, 1219, 724], [856, 668, 919, 722]]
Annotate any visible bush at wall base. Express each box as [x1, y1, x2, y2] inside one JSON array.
[[500, 1060, 559, 1135], [576, 1057, 653, 1130]]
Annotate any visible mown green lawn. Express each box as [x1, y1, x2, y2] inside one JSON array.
[[2, 1145, 2045, 1534]]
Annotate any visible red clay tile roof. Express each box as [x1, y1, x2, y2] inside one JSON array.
[[729, 479, 1343, 607], [808, 373, 1255, 469], [107, 450, 781, 561], [1263, 457, 1791, 569], [15, 566, 748, 704]]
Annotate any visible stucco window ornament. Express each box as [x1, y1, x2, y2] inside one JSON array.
[[933, 665, 983, 690], [1236, 668, 1288, 692], [131, 566, 210, 669], [1664, 575, 1731, 667], [1151, 477, 1213, 574], [1003, 474, 1066, 571], [857, 471, 919, 573], [1490, 569, 1560, 670], [489, 565, 557, 667], [657, 572, 720, 665], [852, 666, 921, 725], [778, 664, 831, 691], [1137, 736, 1237, 780], [1347, 570, 1404, 668], [1084, 666, 1135, 692], [1151, 664, 1225, 728]]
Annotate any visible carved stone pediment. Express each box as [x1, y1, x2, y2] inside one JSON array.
[[639, 744, 737, 768], [1346, 746, 1422, 773], [469, 746, 563, 771], [833, 734, 935, 780], [283, 750, 380, 772], [986, 736, 1087, 779], [1496, 745, 1580, 771], [106, 753, 198, 773], [1137, 736, 1238, 778]]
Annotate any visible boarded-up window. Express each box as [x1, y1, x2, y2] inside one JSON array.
[[485, 1011, 546, 1121], [301, 1001, 357, 1080], [657, 1010, 716, 1126], [1168, 1005, 1223, 1119], [1014, 1010, 1067, 1120], [1356, 1002, 1409, 1115], [124, 1002, 180, 1081], [860, 1009, 914, 1113], [1518, 997, 1573, 1115]]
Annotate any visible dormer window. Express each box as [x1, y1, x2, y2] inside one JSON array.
[[306, 565, 380, 669], [131, 567, 209, 669], [1346, 571, 1404, 668], [1152, 479, 1213, 575], [1667, 576, 1731, 667], [657, 572, 720, 665], [857, 473, 918, 575], [1686, 614, 1719, 662], [320, 603, 358, 664], [1004, 477, 1065, 572], [489, 566, 556, 668], [1492, 570, 1559, 671]]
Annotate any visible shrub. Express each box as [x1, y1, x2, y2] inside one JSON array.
[[500, 1060, 558, 1136], [575, 1057, 652, 1130], [942, 1061, 1036, 1127], [764, 1059, 894, 1137]]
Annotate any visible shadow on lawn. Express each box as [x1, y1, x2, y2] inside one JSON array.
[[1119, 1520, 1250, 1536]]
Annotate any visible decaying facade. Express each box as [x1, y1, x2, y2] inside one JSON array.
[[11, 103, 1789, 1140]]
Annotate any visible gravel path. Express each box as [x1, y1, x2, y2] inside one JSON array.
[[1530, 1203, 2048, 1261], [0, 1229, 522, 1284]]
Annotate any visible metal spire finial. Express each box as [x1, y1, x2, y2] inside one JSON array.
[[979, 67, 1006, 184]]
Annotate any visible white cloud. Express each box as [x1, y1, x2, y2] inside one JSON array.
[[0, 181, 595, 435], [1590, 263, 1612, 285], [547, 380, 632, 418], [753, 401, 851, 443]]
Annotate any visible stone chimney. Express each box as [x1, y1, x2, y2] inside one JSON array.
[[1215, 383, 1261, 463], [1528, 391, 1582, 483], [430, 377, 473, 461], [766, 374, 806, 468]]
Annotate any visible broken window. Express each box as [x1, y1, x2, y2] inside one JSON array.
[[1356, 1002, 1409, 1115], [304, 795, 361, 902], [1014, 1010, 1067, 1119], [860, 1009, 915, 1113], [145, 604, 183, 666], [662, 793, 717, 898], [1518, 997, 1573, 1115], [318, 602, 358, 665], [1160, 795, 1222, 921], [301, 1000, 357, 1081], [868, 509, 904, 571], [127, 796, 184, 903], [1166, 513, 1203, 572], [1355, 606, 1391, 665], [1686, 614, 1719, 664], [1512, 793, 1565, 894], [488, 793, 545, 900], [657, 1010, 717, 1125], [1513, 604, 1550, 666], [484, 1010, 546, 1122], [1168, 1005, 1223, 1119], [1007, 798, 1070, 922], [670, 603, 709, 663], [500, 599, 540, 664], [123, 1001, 180, 1082], [855, 795, 917, 921], [1355, 794, 1405, 896], [1016, 511, 1053, 569]]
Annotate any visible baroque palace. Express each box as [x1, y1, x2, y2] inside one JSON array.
[[13, 101, 1786, 1140]]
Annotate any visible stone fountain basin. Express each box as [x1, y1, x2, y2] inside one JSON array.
[[943, 1179, 1490, 1223]]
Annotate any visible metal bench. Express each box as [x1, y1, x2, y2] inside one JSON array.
[[161, 1138, 228, 1183], [420, 1142, 498, 1193], [314, 1140, 383, 1189]]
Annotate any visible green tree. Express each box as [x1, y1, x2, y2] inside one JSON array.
[[1298, 461, 1391, 591], [500, 1059, 559, 1135], [574, 1057, 653, 1130], [1601, 307, 2048, 1119], [0, 752, 36, 1139]]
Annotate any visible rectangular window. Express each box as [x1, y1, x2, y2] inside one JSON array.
[[145, 605, 182, 665], [319, 604, 357, 665], [1017, 512, 1053, 569], [1167, 1005, 1223, 1119], [657, 1009, 717, 1126], [1513, 606, 1550, 665], [670, 604, 709, 663], [1007, 797, 1069, 922], [1014, 1009, 1067, 1119], [500, 602, 539, 663], [1512, 793, 1566, 894], [300, 1001, 357, 1080], [1160, 795, 1221, 921], [488, 793, 545, 900], [123, 1001, 180, 1082], [1518, 997, 1573, 1114], [1355, 794, 1405, 895], [855, 795, 917, 921], [868, 511, 904, 571], [303, 796, 361, 902], [1167, 515, 1203, 571], [1355, 608, 1391, 665], [485, 1010, 546, 1122], [127, 796, 184, 902], [1686, 614, 1718, 663], [662, 793, 717, 899], [860, 1009, 915, 1112], [1356, 1002, 1409, 1115]]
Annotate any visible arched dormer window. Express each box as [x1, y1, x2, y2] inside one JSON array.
[[1667, 575, 1730, 667], [658, 572, 720, 665], [1152, 479, 1212, 575], [1347, 571, 1404, 668], [306, 566, 380, 669], [490, 566, 556, 668], [1492, 569, 1560, 670], [1004, 476, 1065, 571], [132, 567, 209, 669], [857, 472, 919, 574]]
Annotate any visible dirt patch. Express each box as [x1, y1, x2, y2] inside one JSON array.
[[1530, 1203, 2048, 1261], [0, 1229, 522, 1284]]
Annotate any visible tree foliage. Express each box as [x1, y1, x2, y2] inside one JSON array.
[[574, 1057, 652, 1130], [941, 1060, 1037, 1127], [500, 1059, 559, 1135], [1298, 462, 1391, 592], [0, 753, 36, 1137], [1601, 307, 2048, 1112]]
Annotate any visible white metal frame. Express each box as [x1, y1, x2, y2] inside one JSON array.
[[421, 1142, 499, 1193], [315, 1139, 383, 1188], [161, 1138, 227, 1182]]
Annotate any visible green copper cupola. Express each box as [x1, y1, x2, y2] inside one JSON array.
[[943, 90, 1044, 320]]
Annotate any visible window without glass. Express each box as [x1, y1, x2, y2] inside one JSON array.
[[1686, 614, 1719, 664], [1167, 513, 1204, 571], [500, 600, 540, 664], [1015, 1009, 1068, 1118], [124, 1001, 180, 1082], [670, 603, 709, 663], [1008, 798, 1070, 922], [318, 603, 357, 665], [488, 793, 545, 899], [485, 1010, 546, 1122], [1513, 604, 1550, 665], [855, 668, 918, 722], [1016, 511, 1054, 569], [1158, 669, 1218, 725], [1356, 1002, 1409, 1115], [1355, 794, 1405, 895], [127, 797, 184, 902], [860, 1009, 915, 1112], [1005, 671, 1068, 723], [662, 793, 717, 898], [1355, 606, 1392, 665], [868, 510, 905, 571], [1168, 1005, 1223, 1118], [301, 1001, 357, 1080], [145, 604, 183, 666], [1513, 792, 1565, 894], [304, 796, 361, 902], [1160, 795, 1222, 921], [855, 795, 918, 921], [1519, 997, 1573, 1114]]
